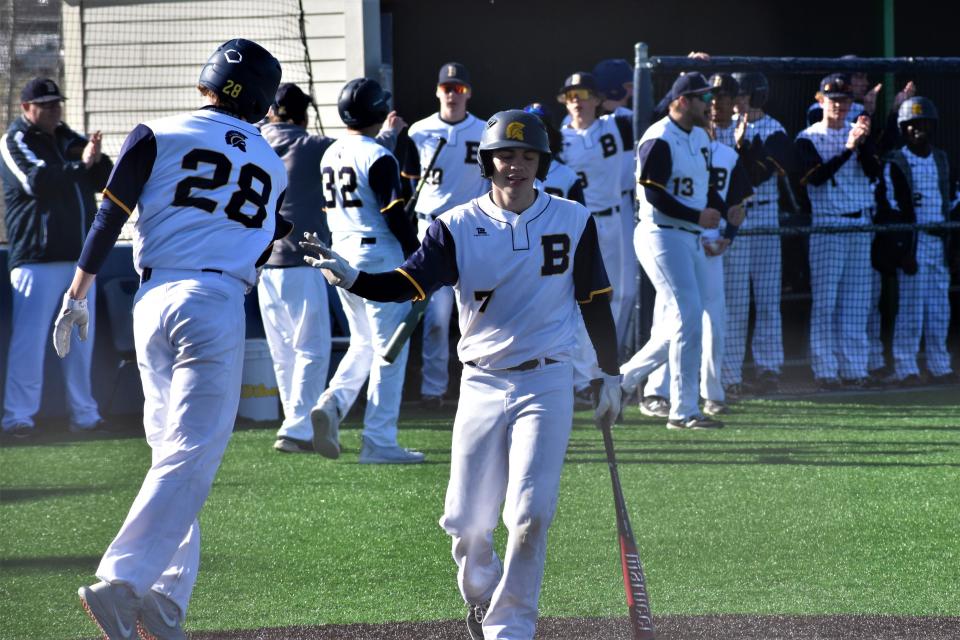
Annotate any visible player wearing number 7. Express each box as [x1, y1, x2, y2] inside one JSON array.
[[51, 39, 288, 638], [302, 110, 620, 640]]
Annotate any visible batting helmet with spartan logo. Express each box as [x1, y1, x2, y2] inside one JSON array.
[[478, 110, 551, 181], [198, 39, 281, 123], [897, 96, 939, 127]]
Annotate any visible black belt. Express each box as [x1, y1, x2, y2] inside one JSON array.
[[592, 207, 617, 217], [465, 357, 558, 372], [361, 237, 377, 245], [840, 211, 862, 219], [141, 267, 222, 284], [417, 212, 438, 222], [656, 224, 701, 236], [746, 199, 772, 207]]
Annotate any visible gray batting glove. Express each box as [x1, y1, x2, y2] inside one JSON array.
[[594, 373, 622, 429], [52, 293, 89, 358], [300, 232, 359, 289]]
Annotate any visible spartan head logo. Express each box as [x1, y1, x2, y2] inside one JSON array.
[[506, 121, 525, 141], [224, 49, 243, 64], [225, 130, 248, 152], [912, 102, 924, 116]]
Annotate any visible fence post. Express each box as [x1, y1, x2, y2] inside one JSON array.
[[633, 42, 655, 347]]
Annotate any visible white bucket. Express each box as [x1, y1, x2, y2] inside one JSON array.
[[238, 338, 280, 421]]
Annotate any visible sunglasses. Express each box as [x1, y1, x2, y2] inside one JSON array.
[[561, 88, 594, 102], [439, 84, 469, 95], [690, 92, 714, 103]]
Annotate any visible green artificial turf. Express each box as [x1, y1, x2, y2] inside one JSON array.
[[1, 389, 958, 639]]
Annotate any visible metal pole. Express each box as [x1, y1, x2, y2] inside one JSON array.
[[883, 0, 895, 111]]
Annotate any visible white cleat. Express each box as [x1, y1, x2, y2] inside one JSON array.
[[78, 581, 141, 640], [359, 437, 425, 464], [138, 590, 186, 640], [310, 392, 341, 459]]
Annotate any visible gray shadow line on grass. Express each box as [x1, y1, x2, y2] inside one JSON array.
[[0, 554, 100, 572], [0, 485, 113, 504], [564, 454, 960, 468]]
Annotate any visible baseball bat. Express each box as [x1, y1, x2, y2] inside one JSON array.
[[404, 136, 447, 218], [382, 298, 428, 364], [595, 397, 656, 639]]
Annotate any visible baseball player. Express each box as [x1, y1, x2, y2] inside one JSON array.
[[52, 39, 288, 638], [796, 73, 881, 389], [719, 72, 790, 394], [557, 72, 633, 397], [620, 72, 739, 430], [593, 58, 640, 351], [641, 122, 753, 417], [308, 77, 424, 464], [302, 109, 619, 640], [522, 103, 584, 205], [876, 97, 957, 383], [402, 62, 489, 407]]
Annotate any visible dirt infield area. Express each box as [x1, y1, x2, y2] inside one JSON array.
[[194, 614, 960, 639]]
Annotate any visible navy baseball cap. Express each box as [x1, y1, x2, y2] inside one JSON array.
[[559, 72, 599, 95], [273, 83, 312, 121], [21, 77, 65, 104], [820, 73, 853, 99], [709, 73, 740, 97], [666, 72, 713, 102], [593, 59, 633, 100], [438, 62, 471, 88]]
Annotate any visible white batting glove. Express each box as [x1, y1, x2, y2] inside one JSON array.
[[52, 293, 89, 358], [594, 374, 622, 429], [300, 232, 358, 289]]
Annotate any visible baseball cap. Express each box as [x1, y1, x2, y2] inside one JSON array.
[[665, 72, 712, 102], [559, 72, 599, 95], [273, 83, 312, 121], [438, 62, 471, 88], [21, 77, 65, 104], [593, 59, 633, 100], [708, 73, 740, 97], [819, 73, 853, 99]]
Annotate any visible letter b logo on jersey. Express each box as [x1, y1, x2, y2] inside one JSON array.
[[541, 234, 570, 275]]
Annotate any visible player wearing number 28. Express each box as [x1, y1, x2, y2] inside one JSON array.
[[302, 109, 620, 640], [52, 39, 288, 637]]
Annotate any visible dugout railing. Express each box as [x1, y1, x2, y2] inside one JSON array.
[[627, 48, 960, 393]]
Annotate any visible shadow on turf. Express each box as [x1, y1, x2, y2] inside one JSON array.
[[0, 485, 113, 504], [0, 554, 100, 572]]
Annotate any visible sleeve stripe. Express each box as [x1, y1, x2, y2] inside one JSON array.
[[766, 156, 786, 176], [103, 188, 134, 216], [578, 286, 613, 305], [638, 178, 666, 191], [0, 132, 38, 196], [400, 171, 420, 179], [799, 164, 820, 186], [380, 198, 405, 213], [395, 267, 426, 301]]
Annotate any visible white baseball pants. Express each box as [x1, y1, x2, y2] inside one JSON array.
[[257, 266, 331, 443], [440, 361, 574, 640], [893, 243, 952, 378], [621, 224, 709, 420], [3, 262, 101, 430], [97, 269, 247, 618], [616, 193, 639, 350]]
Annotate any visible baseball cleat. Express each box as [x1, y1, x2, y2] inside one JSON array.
[[667, 415, 724, 430], [273, 436, 314, 453], [815, 377, 843, 391], [7, 423, 34, 439], [639, 396, 669, 418], [359, 437, 425, 464], [466, 601, 490, 640], [138, 590, 186, 640], [420, 394, 444, 409], [752, 370, 780, 394], [78, 581, 141, 640], [310, 392, 341, 459], [702, 400, 729, 416]]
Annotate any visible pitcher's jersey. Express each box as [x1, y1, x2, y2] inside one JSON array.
[[396, 190, 611, 369], [636, 115, 712, 232], [102, 109, 287, 286], [797, 121, 874, 218], [403, 112, 488, 216], [537, 160, 584, 204], [321, 135, 401, 242], [560, 114, 631, 212]]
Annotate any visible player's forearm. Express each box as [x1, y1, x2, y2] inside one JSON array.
[[77, 198, 127, 275], [66, 267, 97, 300], [580, 296, 619, 376], [348, 269, 420, 303], [642, 186, 700, 225]]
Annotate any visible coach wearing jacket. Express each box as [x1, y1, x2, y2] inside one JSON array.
[[1, 77, 112, 437]]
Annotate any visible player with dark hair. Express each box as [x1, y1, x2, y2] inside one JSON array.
[[52, 39, 288, 638], [308, 77, 424, 464], [302, 109, 619, 640], [402, 62, 488, 408], [876, 97, 958, 384]]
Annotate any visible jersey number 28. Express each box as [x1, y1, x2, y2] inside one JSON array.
[[172, 149, 272, 228]]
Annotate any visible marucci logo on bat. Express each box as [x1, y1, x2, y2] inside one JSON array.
[[623, 550, 654, 628]]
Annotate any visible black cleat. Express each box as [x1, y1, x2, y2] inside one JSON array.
[[466, 601, 489, 640]]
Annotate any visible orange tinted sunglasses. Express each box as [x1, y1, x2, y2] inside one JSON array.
[[560, 88, 593, 102], [439, 84, 469, 95]]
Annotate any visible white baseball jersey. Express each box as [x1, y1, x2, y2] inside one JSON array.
[[322, 135, 399, 238], [796, 121, 875, 219], [636, 116, 713, 232], [103, 109, 286, 286], [404, 112, 488, 216], [538, 160, 582, 202], [883, 149, 943, 261], [705, 140, 740, 241], [561, 114, 631, 212], [613, 106, 637, 193], [742, 114, 786, 205], [397, 191, 611, 370]]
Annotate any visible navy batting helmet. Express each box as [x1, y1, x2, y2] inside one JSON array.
[[897, 96, 939, 127], [732, 72, 769, 108], [337, 78, 391, 129], [478, 110, 551, 181], [708, 73, 740, 98], [198, 39, 281, 122]]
